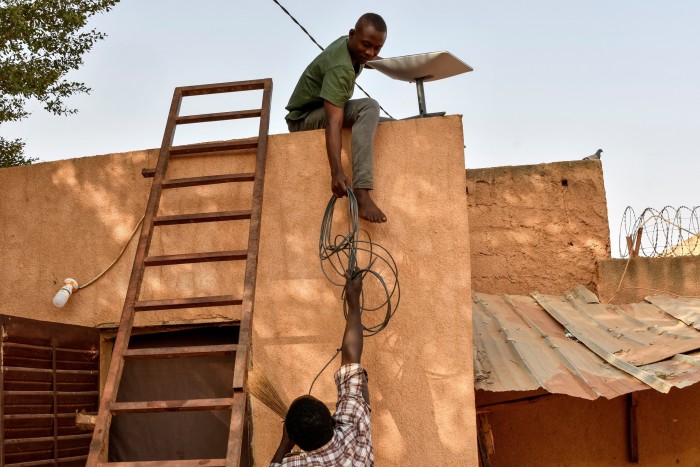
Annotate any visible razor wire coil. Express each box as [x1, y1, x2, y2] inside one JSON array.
[[619, 206, 700, 258]]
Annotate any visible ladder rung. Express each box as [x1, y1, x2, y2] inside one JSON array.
[[180, 79, 268, 96], [162, 173, 255, 189], [154, 210, 251, 226], [124, 344, 238, 359], [134, 295, 242, 311], [169, 140, 257, 156], [98, 460, 226, 467], [144, 250, 247, 266], [143, 171, 256, 183], [176, 109, 262, 124], [111, 398, 233, 414]]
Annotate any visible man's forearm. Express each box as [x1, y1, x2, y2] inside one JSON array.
[[325, 123, 343, 176], [270, 436, 294, 464], [341, 299, 363, 364], [323, 100, 348, 198]]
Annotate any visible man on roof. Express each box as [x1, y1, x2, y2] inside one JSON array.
[[269, 272, 373, 466], [285, 13, 388, 223]]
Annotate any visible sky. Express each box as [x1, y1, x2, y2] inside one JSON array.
[[3, 0, 700, 256]]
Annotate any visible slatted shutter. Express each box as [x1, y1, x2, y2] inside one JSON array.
[[0, 315, 100, 466]]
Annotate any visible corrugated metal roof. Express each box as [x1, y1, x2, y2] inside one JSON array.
[[473, 286, 700, 399]]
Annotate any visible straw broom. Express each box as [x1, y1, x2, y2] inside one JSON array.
[[248, 366, 288, 420]]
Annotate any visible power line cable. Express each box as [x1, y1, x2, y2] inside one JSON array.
[[270, 0, 395, 119], [271, 0, 325, 51]]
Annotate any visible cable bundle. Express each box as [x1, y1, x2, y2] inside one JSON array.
[[319, 188, 400, 336]]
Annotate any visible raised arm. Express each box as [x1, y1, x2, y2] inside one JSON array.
[[341, 273, 370, 404], [341, 273, 363, 365], [324, 100, 350, 198]]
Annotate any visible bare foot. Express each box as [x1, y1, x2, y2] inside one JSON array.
[[354, 188, 387, 223]]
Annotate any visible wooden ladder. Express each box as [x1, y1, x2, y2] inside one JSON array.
[[86, 78, 273, 466]]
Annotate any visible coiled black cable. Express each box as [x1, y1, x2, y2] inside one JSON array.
[[318, 188, 400, 337], [309, 189, 400, 395]]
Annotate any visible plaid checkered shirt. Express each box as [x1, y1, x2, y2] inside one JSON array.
[[269, 363, 374, 466]]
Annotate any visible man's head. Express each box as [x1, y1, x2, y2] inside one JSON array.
[[285, 395, 335, 451], [347, 13, 387, 65]]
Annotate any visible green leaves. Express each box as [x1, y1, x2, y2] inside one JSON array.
[[0, 137, 36, 167], [0, 0, 120, 166]]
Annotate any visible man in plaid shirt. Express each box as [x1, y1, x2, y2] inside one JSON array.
[[269, 273, 373, 466]]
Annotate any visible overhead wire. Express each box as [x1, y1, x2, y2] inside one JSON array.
[[270, 0, 395, 119]]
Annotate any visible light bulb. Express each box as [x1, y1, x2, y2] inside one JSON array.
[[53, 278, 79, 308]]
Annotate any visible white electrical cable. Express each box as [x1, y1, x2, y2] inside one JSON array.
[[79, 215, 145, 290]]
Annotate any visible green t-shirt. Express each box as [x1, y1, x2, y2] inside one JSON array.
[[285, 36, 363, 121]]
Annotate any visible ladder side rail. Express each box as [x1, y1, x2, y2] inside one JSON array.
[[231, 78, 273, 392], [225, 392, 248, 466], [86, 88, 184, 466], [226, 79, 273, 465]]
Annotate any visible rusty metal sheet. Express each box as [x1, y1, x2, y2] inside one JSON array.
[[645, 296, 700, 331], [473, 294, 540, 395], [639, 351, 700, 389], [474, 288, 700, 399], [535, 287, 700, 366], [613, 301, 700, 338], [473, 293, 647, 400]]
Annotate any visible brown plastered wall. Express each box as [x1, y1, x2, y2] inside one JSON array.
[[1, 149, 154, 326], [597, 256, 700, 304], [0, 116, 477, 465], [478, 384, 700, 466], [467, 160, 611, 295], [0, 145, 259, 327], [251, 116, 475, 466]]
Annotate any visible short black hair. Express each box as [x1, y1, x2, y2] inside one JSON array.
[[285, 396, 335, 451], [356, 13, 387, 33]]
